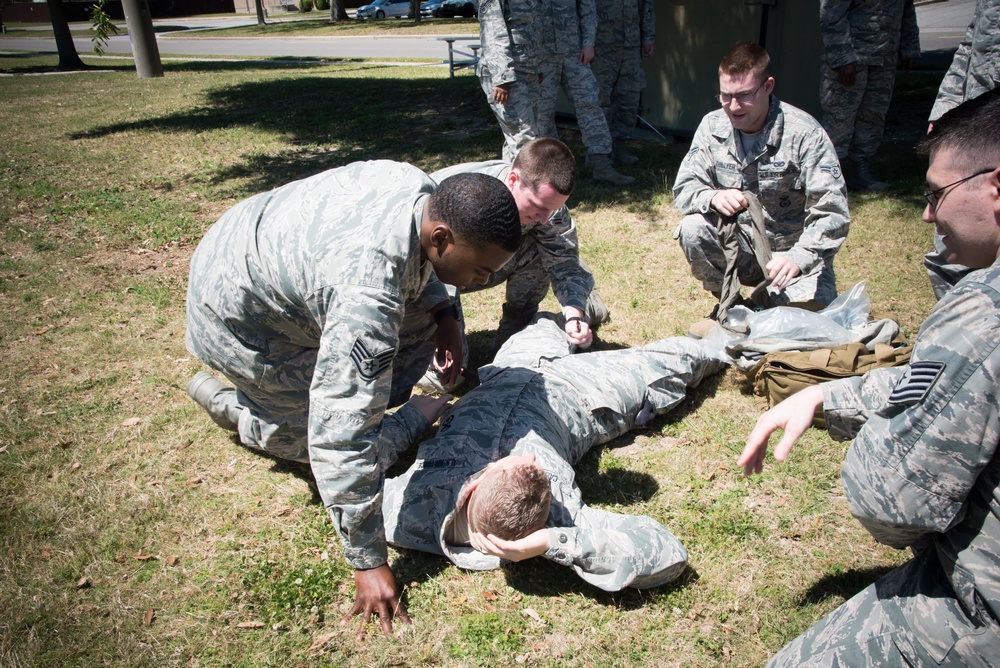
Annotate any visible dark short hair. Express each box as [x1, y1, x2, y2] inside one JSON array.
[[719, 41, 772, 82], [428, 172, 521, 252], [918, 89, 1000, 174], [470, 461, 551, 541], [511, 137, 577, 196]]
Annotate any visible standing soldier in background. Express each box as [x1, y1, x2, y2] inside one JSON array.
[[477, 0, 544, 163], [591, 0, 656, 167], [536, 0, 634, 186], [924, 0, 999, 300], [819, 0, 920, 192]]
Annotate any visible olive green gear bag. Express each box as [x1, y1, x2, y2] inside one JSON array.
[[747, 341, 912, 428]]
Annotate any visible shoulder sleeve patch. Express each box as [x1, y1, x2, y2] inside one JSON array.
[[350, 336, 395, 381], [888, 361, 945, 405]]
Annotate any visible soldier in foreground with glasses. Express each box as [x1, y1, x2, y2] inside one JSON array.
[[672, 42, 850, 338], [738, 90, 1000, 667]]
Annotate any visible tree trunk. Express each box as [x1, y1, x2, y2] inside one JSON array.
[[409, 0, 420, 23], [47, 0, 85, 70], [254, 0, 267, 25], [331, 0, 349, 21]]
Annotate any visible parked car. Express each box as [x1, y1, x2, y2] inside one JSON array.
[[420, 0, 446, 18], [357, 0, 412, 19], [439, 0, 477, 18]]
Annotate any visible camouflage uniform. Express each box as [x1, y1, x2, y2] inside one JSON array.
[[672, 97, 850, 305], [430, 160, 595, 327], [819, 0, 920, 164], [477, 0, 544, 163], [591, 0, 655, 144], [768, 261, 1000, 666], [924, 0, 999, 300], [185, 161, 451, 571], [382, 315, 725, 591], [536, 0, 612, 156]]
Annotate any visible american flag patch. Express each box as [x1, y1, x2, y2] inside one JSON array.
[[888, 361, 944, 405], [350, 337, 394, 381]]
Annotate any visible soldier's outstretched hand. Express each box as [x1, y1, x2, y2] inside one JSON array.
[[342, 564, 411, 639], [738, 385, 824, 475]]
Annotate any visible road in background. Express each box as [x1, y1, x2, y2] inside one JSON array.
[[0, 1, 975, 64]]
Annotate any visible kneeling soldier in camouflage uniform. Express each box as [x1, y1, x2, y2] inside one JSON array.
[[425, 139, 610, 380], [672, 42, 850, 338], [739, 90, 1000, 667], [184, 163, 521, 638], [382, 314, 725, 591]]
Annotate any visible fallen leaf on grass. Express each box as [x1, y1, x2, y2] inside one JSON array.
[[449, 595, 468, 607], [187, 477, 203, 488], [120, 417, 141, 427], [166, 555, 179, 566], [75, 577, 90, 589], [522, 608, 544, 625], [133, 554, 157, 561], [144, 608, 155, 626], [274, 506, 293, 517], [176, 440, 192, 452], [34, 326, 51, 335], [483, 591, 500, 601], [236, 621, 265, 629], [308, 632, 337, 652]]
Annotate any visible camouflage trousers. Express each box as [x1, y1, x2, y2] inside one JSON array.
[[537, 52, 613, 155], [924, 231, 973, 301], [675, 213, 838, 305], [479, 67, 541, 163], [590, 46, 646, 140], [192, 301, 437, 463], [768, 549, 1000, 667], [820, 62, 897, 162]]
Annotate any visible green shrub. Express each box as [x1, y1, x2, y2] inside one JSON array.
[[314, 0, 330, 9], [299, 0, 313, 11]]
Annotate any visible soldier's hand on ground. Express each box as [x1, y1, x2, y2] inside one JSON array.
[[579, 45, 594, 65], [342, 565, 411, 639], [432, 316, 464, 386], [710, 189, 749, 217], [835, 63, 857, 87], [470, 529, 550, 562], [738, 384, 824, 475], [408, 393, 453, 424], [493, 83, 511, 104], [765, 255, 801, 290], [563, 308, 593, 349]]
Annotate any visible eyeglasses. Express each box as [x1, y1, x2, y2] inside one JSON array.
[[923, 167, 997, 207], [718, 80, 767, 106]]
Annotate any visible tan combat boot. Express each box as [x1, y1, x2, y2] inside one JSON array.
[[590, 153, 635, 185]]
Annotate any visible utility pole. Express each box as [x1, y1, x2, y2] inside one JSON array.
[[121, 0, 163, 78]]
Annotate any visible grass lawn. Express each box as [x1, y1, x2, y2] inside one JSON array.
[[0, 52, 940, 667]]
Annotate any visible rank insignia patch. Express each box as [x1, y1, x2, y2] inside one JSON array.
[[350, 337, 394, 381], [888, 361, 944, 405]]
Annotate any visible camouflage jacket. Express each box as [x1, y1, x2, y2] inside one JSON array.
[[540, 0, 597, 55], [929, 0, 1000, 122], [672, 97, 850, 278], [477, 0, 544, 86], [820, 0, 921, 68], [431, 160, 594, 311], [595, 0, 655, 49], [185, 161, 449, 570], [382, 317, 724, 591], [822, 259, 1000, 634]]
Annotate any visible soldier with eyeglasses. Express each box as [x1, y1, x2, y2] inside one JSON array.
[[672, 42, 850, 338], [739, 89, 1000, 667]]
